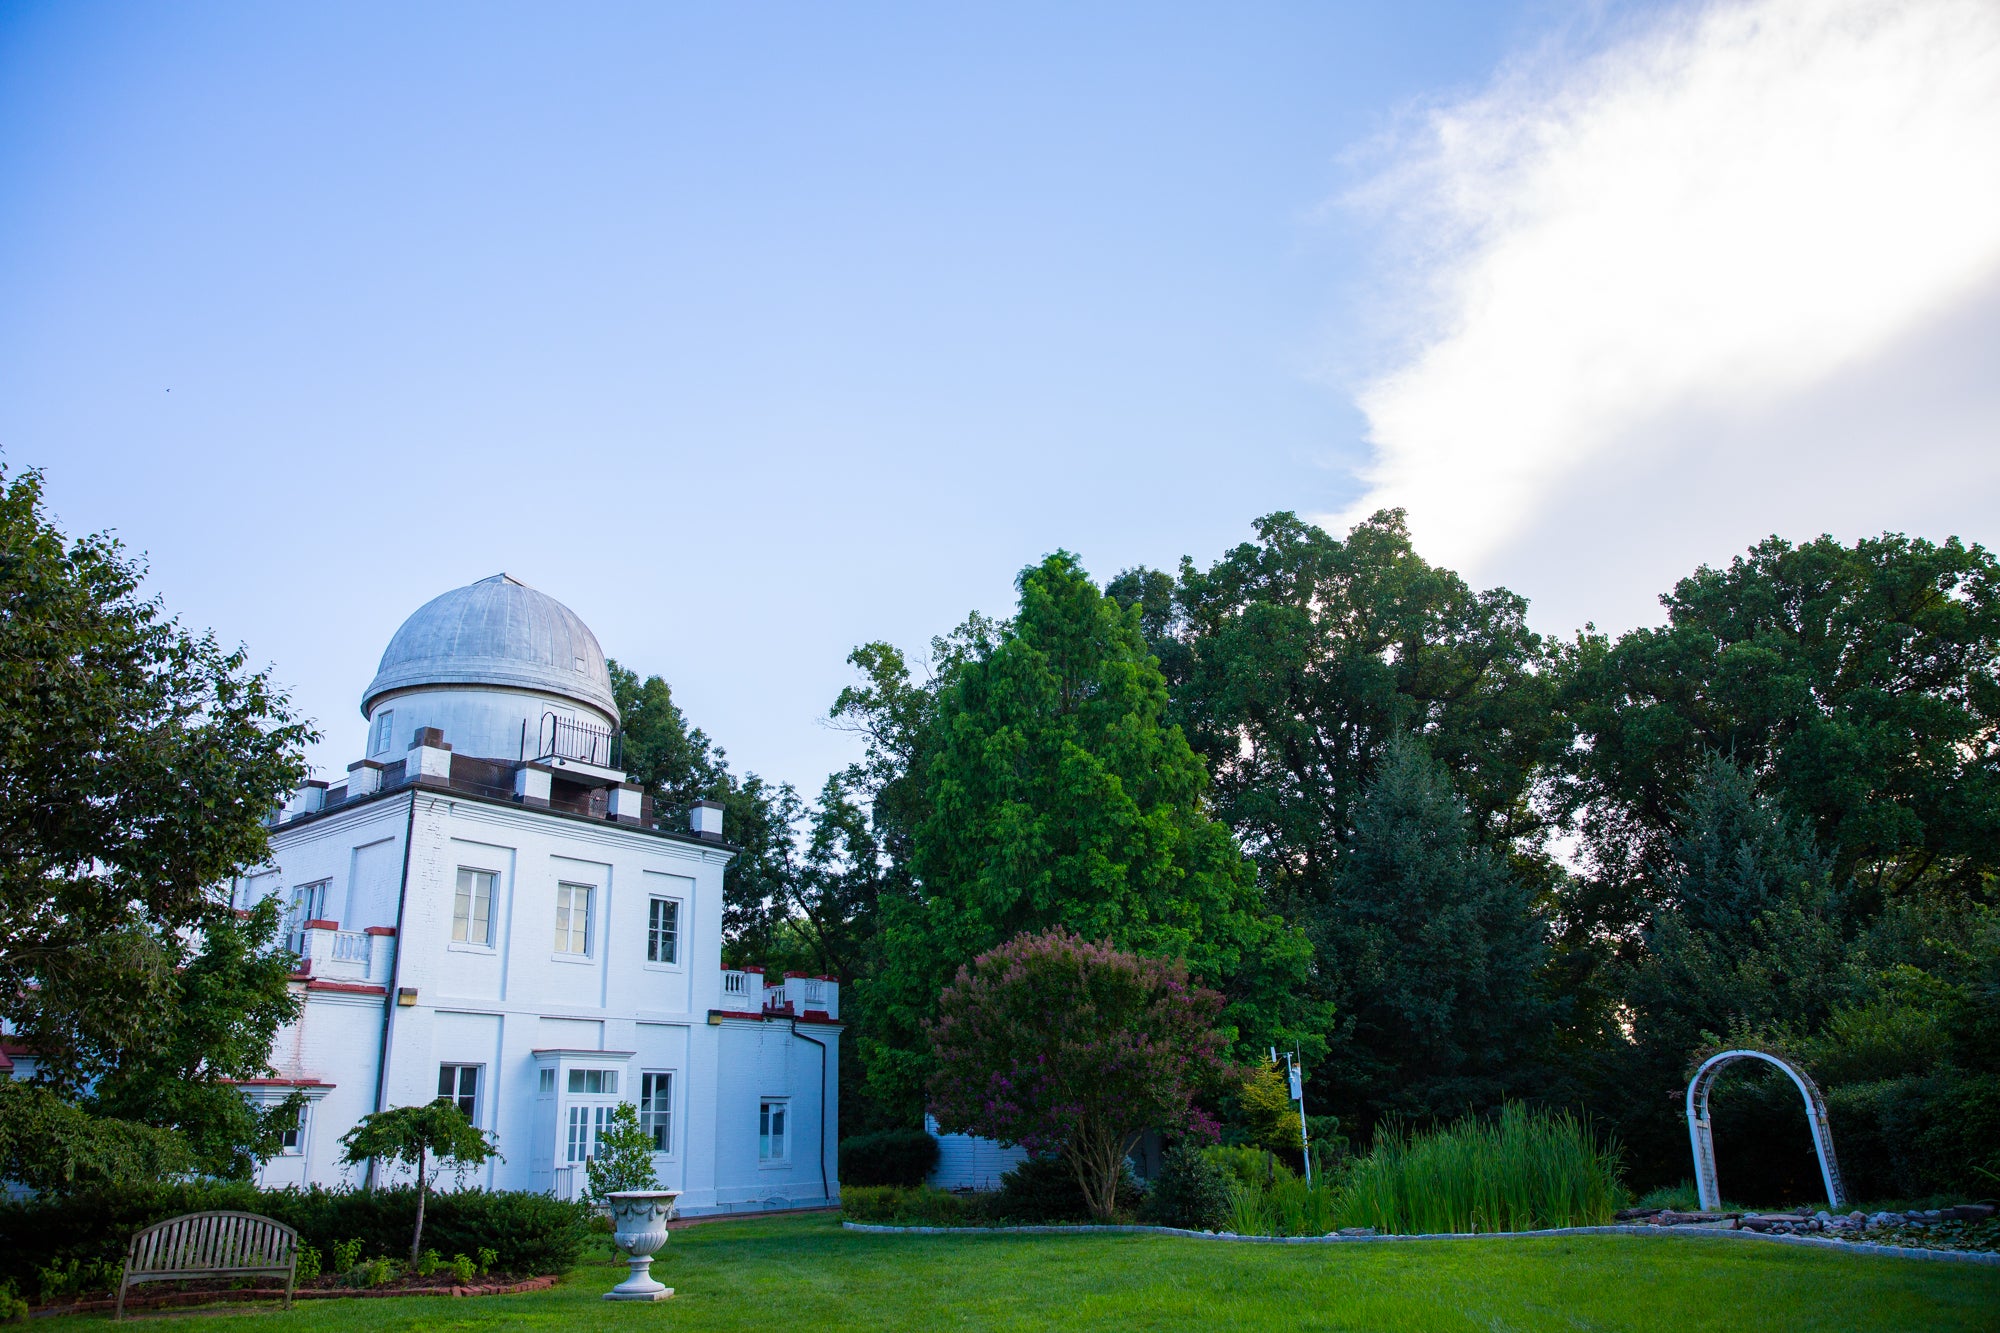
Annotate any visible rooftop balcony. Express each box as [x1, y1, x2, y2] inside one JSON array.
[[532, 713, 618, 769], [289, 921, 396, 986], [718, 969, 839, 1020]]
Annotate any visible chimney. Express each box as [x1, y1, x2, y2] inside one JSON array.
[[690, 800, 724, 839]]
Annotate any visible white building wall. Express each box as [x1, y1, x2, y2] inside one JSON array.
[[925, 1115, 1030, 1191], [362, 686, 615, 765], [250, 784, 839, 1214]]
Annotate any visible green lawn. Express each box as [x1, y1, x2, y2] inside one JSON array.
[[98, 1214, 1996, 1332]]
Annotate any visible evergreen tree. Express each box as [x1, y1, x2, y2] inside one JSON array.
[[1607, 755, 1854, 1192], [1311, 738, 1550, 1125], [1624, 754, 1852, 1068], [861, 552, 1316, 1114]]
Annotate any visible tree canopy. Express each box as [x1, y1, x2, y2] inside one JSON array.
[[860, 552, 1315, 1113], [0, 463, 313, 1089]]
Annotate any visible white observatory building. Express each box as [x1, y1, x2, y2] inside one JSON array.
[[235, 574, 840, 1213]]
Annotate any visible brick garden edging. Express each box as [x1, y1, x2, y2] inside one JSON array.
[[840, 1220, 2000, 1266], [31, 1274, 557, 1318]]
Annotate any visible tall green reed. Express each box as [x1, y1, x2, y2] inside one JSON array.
[[1332, 1103, 1627, 1235]]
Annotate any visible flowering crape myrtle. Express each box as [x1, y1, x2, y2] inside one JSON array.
[[926, 928, 1233, 1221]]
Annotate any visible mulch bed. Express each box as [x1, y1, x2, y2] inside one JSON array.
[[31, 1275, 556, 1319]]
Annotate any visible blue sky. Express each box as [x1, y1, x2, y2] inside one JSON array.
[[5, 1, 1997, 794]]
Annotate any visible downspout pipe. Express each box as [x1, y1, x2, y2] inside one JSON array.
[[366, 790, 422, 1188], [788, 1020, 832, 1206]]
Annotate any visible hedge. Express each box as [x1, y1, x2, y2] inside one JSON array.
[[838, 1129, 940, 1187], [0, 1183, 591, 1304]]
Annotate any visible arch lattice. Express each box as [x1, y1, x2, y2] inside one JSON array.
[[1685, 1049, 1845, 1211]]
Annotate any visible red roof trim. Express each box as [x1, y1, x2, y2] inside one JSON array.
[[363, 926, 397, 936]]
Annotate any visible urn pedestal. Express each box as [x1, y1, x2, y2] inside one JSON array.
[[603, 1190, 680, 1301]]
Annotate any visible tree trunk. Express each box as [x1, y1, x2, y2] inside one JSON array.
[[1068, 1124, 1139, 1221], [411, 1147, 428, 1263]]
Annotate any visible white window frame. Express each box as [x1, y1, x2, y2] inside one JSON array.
[[452, 868, 497, 948], [553, 882, 594, 958], [566, 1068, 619, 1095], [645, 896, 681, 967], [759, 1098, 790, 1165], [566, 1103, 617, 1164], [370, 709, 396, 756], [437, 1063, 482, 1126], [275, 1100, 309, 1157], [285, 880, 331, 955], [640, 1071, 674, 1156]]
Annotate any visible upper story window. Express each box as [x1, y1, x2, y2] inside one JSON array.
[[285, 880, 331, 954], [647, 897, 680, 964], [454, 869, 496, 945], [553, 882, 594, 956], [759, 1099, 788, 1163], [370, 710, 396, 756], [437, 1064, 481, 1124], [567, 1068, 618, 1095]]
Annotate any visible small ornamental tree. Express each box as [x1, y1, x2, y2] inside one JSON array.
[[340, 1102, 502, 1262], [584, 1102, 659, 1202], [926, 928, 1233, 1220]]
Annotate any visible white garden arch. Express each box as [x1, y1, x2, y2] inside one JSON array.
[[1685, 1049, 1846, 1211]]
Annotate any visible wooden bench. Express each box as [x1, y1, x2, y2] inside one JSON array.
[[117, 1210, 299, 1321]]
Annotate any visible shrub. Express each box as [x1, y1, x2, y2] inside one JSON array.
[[1204, 1145, 1288, 1189], [347, 1257, 401, 1288], [839, 1185, 974, 1226], [0, 1280, 26, 1325], [415, 1249, 442, 1278], [0, 1183, 590, 1301], [449, 1254, 478, 1285], [1334, 1103, 1627, 1235], [294, 1244, 323, 1283], [582, 1102, 658, 1202], [993, 1155, 1139, 1224], [927, 929, 1234, 1220], [839, 1129, 940, 1187], [1139, 1144, 1232, 1231]]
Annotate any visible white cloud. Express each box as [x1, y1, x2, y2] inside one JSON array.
[[1337, 0, 2000, 627]]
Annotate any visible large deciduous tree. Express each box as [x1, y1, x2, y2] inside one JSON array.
[[926, 929, 1233, 1220], [87, 896, 305, 1178], [0, 462, 312, 1091], [1558, 530, 2000, 907], [1113, 510, 1560, 921], [862, 552, 1316, 1113]]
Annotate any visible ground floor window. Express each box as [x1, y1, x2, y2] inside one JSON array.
[[275, 1101, 308, 1156], [759, 1099, 788, 1163], [437, 1064, 481, 1123], [641, 1072, 673, 1153]]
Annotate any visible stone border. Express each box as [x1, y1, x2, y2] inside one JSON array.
[[841, 1220, 2000, 1266], [31, 1275, 557, 1318]]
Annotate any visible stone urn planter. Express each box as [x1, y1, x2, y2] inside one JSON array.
[[603, 1190, 681, 1301]]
